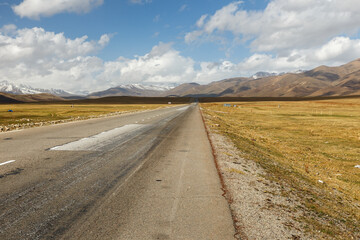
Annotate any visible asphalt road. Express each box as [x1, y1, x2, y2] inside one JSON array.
[[0, 104, 235, 240]]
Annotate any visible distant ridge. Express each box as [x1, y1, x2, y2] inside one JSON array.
[[2, 58, 360, 100], [0, 93, 22, 104], [164, 58, 360, 97], [251, 71, 280, 79], [0, 80, 72, 97], [88, 84, 173, 98], [0, 92, 64, 103], [86, 58, 360, 98]]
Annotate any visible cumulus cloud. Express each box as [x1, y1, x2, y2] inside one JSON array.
[[0, 24, 17, 35], [192, 36, 360, 82], [98, 42, 196, 85], [313, 37, 360, 63], [234, 36, 360, 75], [0, 25, 110, 91], [2, 24, 360, 94], [0, 26, 198, 92], [178, 36, 360, 83], [12, 0, 103, 19], [193, 61, 241, 83], [0, 26, 109, 67], [0, 25, 246, 93], [186, 0, 360, 53]]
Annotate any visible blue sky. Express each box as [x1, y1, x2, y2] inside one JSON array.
[[1, 0, 265, 61], [1, 0, 360, 93]]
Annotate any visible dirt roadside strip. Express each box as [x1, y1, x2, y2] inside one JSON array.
[[200, 109, 312, 240]]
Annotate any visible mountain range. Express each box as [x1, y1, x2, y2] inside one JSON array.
[[164, 59, 360, 97], [0, 81, 72, 97], [1, 58, 360, 100], [0, 92, 65, 103], [88, 59, 360, 98], [87, 84, 173, 98]]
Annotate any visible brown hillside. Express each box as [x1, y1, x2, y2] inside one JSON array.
[[166, 58, 360, 97], [164, 83, 201, 96], [0, 92, 64, 103], [222, 74, 331, 97], [310, 70, 360, 96], [0, 93, 23, 103]]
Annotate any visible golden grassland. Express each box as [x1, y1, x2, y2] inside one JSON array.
[[201, 99, 360, 238], [0, 103, 168, 127]]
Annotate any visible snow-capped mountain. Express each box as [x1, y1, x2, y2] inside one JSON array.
[[290, 69, 305, 74], [0, 80, 72, 96], [251, 71, 280, 79], [118, 84, 173, 91], [251, 70, 306, 80], [88, 84, 174, 98]]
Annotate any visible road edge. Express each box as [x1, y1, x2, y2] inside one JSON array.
[[198, 105, 247, 240]]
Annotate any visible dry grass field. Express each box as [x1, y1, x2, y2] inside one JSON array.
[[201, 98, 360, 238], [0, 103, 168, 131]]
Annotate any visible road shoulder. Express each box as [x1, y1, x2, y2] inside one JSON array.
[[206, 129, 311, 239]]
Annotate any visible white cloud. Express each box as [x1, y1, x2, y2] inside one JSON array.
[[0, 26, 198, 92], [192, 36, 360, 82], [98, 42, 196, 86], [196, 15, 208, 28], [313, 37, 360, 62], [0, 24, 17, 35], [0, 26, 109, 67], [98, 34, 110, 47], [186, 0, 360, 53], [184, 30, 203, 44], [0, 25, 110, 91], [2, 25, 360, 94], [0, 25, 246, 92], [13, 56, 105, 92], [194, 61, 241, 83], [12, 0, 103, 19], [235, 36, 360, 75]]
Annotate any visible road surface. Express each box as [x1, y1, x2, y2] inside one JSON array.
[[0, 104, 235, 239]]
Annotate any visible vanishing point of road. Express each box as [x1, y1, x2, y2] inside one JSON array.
[[0, 104, 235, 239]]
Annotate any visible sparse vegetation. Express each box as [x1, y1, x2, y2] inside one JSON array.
[[0, 103, 168, 131], [201, 98, 360, 239]]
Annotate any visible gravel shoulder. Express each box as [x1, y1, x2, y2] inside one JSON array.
[[207, 131, 311, 240]]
